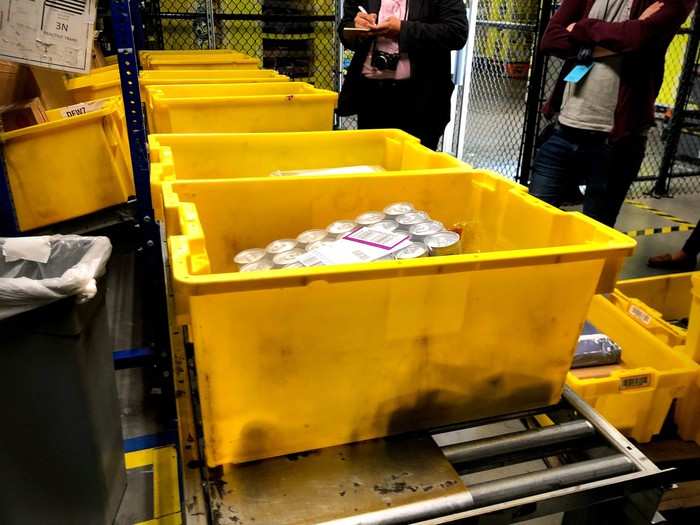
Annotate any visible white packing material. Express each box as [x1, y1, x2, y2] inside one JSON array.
[[0, 235, 112, 320]]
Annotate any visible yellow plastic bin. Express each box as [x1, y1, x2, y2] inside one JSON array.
[[66, 68, 288, 103], [162, 170, 635, 466], [616, 272, 700, 444], [65, 68, 125, 102], [567, 293, 698, 443], [139, 69, 287, 86], [149, 129, 484, 220], [142, 53, 259, 70], [1, 97, 134, 231], [138, 49, 257, 64], [144, 82, 337, 133]]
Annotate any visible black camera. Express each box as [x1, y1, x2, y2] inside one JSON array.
[[371, 49, 400, 71]]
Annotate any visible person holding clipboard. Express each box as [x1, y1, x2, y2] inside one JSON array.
[[337, 0, 467, 150]]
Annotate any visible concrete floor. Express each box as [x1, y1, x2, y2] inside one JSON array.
[[112, 193, 699, 524]]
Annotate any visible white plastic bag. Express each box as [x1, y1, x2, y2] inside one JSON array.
[[0, 235, 112, 320]]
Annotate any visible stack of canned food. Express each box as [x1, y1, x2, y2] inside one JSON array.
[[233, 202, 463, 272]]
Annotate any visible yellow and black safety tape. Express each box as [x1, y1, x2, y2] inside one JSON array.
[[623, 200, 696, 238], [626, 224, 695, 238]]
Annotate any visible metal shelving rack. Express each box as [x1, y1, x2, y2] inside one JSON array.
[[0, 0, 172, 397]]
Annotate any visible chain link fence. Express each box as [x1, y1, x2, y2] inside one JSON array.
[[461, 0, 539, 181], [141, 0, 339, 91], [666, 25, 700, 196]]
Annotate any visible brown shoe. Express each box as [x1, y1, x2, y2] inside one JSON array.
[[648, 252, 697, 271]]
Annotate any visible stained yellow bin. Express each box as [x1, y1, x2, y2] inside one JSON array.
[[567, 293, 698, 443], [1, 97, 134, 231], [163, 171, 635, 466], [65, 68, 288, 103], [149, 129, 481, 220], [616, 272, 700, 444], [145, 82, 337, 133]]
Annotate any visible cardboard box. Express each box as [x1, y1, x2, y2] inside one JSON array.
[[0, 98, 48, 133], [0, 61, 35, 106], [30, 67, 74, 109]]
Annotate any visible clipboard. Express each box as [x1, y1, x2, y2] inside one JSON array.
[[343, 27, 371, 39]]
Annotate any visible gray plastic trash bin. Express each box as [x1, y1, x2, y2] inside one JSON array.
[[0, 236, 126, 525]]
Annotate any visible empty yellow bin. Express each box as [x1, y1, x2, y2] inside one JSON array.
[[65, 69, 288, 103], [163, 171, 635, 466], [142, 52, 259, 70], [149, 129, 483, 220], [616, 272, 700, 444], [567, 293, 698, 443], [144, 82, 337, 133], [139, 69, 286, 86], [1, 97, 134, 231], [139, 49, 257, 64]]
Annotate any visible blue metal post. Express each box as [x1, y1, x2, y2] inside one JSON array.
[[110, 0, 152, 221], [110, 0, 174, 410], [129, 0, 147, 57]]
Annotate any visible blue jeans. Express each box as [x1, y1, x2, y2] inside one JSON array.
[[529, 126, 647, 227]]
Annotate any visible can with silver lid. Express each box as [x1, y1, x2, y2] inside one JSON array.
[[240, 260, 274, 272], [296, 229, 328, 247], [369, 220, 399, 233], [233, 248, 267, 269], [408, 220, 444, 242], [425, 231, 462, 256], [326, 220, 357, 237], [383, 202, 414, 219], [396, 211, 430, 230], [272, 248, 306, 268], [355, 211, 385, 226], [394, 242, 428, 260], [282, 262, 305, 269], [265, 239, 298, 256], [306, 239, 336, 252]]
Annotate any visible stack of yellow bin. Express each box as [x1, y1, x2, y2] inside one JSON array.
[[37, 49, 639, 470], [154, 127, 637, 467], [66, 68, 290, 103], [65, 49, 283, 103]]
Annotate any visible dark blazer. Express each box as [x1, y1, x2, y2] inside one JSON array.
[[337, 0, 468, 130]]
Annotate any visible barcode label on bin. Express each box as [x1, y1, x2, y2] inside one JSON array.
[[619, 374, 651, 390], [628, 305, 652, 326]]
